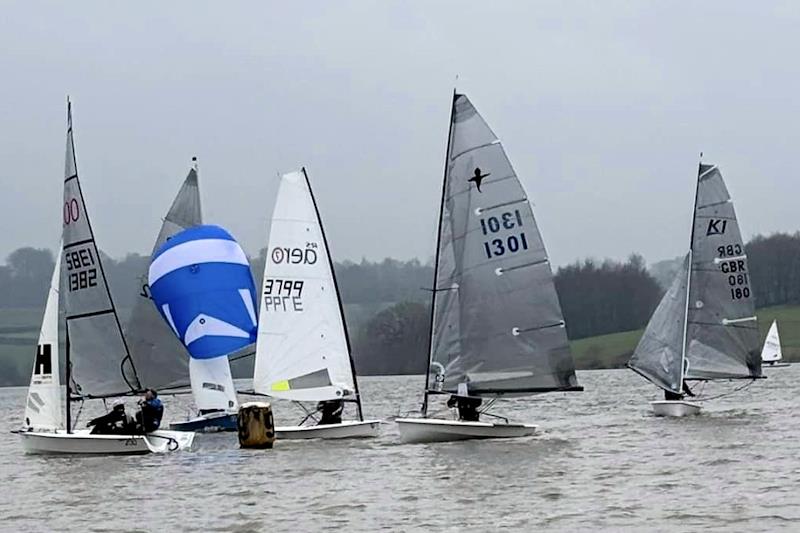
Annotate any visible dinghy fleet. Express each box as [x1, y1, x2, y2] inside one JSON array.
[[14, 94, 790, 454]]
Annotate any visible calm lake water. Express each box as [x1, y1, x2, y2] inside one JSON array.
[[0, 369, 798, 532]]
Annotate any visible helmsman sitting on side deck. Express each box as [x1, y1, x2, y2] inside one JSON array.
[[135, 388, 164, 433], [87, 400, 135, 434], [316, 399, 344, 425], [664, 382, 695, 401], [447, 395, 482, 422]]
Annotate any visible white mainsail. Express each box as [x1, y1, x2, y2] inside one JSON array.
[[23, 250, 63, 430], [253, 169, 358, 404], [761, 320, 782, 363]]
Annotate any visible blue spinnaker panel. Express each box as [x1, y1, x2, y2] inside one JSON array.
[[148, 225, 258, 359]]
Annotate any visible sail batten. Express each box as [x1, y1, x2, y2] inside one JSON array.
[[426, 93, 580, 397]]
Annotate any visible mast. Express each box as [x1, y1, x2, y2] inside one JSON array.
[[301, 167, 363, 421], [421, 90, 456, 417], [65, 325, 71, 433], [679, 158, 703, 393]]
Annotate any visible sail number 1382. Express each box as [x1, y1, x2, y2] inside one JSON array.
[[480, 209, 529, 259]]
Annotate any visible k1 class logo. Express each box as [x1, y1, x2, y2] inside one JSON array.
[[271, 242, 319, 265], [706, 219, 727, 236]]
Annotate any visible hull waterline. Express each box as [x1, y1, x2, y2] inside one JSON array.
[[275, 419, 381, 440], [170, 412, 237, 432], [396, 417, 537, 444], [17, 429, 195, 454], [651, 400, 702, 417]]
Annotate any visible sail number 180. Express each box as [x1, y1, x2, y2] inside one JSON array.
[[480, 210, 529, 259]]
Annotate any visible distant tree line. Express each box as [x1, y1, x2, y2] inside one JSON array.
[[746, 233, 800, 308], [3, 232, 800, 382], [554, 254, 662, 340]]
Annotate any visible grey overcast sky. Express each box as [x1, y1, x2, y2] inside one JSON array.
[[1, 1, 798, 267]]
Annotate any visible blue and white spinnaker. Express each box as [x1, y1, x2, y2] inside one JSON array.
[[149, 224, 257, 413]]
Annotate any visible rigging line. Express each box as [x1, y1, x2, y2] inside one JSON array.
[[693, 379, 755, 402]]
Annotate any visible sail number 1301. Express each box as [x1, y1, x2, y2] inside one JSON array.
[[480, 209, 529, 259]]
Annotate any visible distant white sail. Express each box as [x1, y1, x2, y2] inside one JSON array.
[[24, 250, 63, 430], [761, 320, 782, 363], [253, 169, 357, 402]]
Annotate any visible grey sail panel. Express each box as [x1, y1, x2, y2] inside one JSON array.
[[428, 94, 580, 397], [628, 253, 689, 394], [127, 168, 201, 390], [684, 164, 760, 380], [62, 109, 139, 397]]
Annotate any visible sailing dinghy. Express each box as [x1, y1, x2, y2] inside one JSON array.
[[396, 93, 583, 443], [128, 161, 240, 431], [761, 320, 789, 368], [17, 101, 194, 454], [628, 163, 762, 417], [252, 169, 380, 439]]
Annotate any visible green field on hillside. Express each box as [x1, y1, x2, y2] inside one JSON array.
[[570, 304, 800, 369]]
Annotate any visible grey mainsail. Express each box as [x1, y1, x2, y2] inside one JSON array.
[[628, 253, 689, 394], [61, 102, 140, 398], [684, 164, 760, 380], [426, 94, 581, 397], [126, 166, 202, 390]]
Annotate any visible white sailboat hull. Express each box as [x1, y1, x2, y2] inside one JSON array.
[[17, 429, 195, 455], [763, 362, 791, 368], [275, 419, 381, 440], [396, 417, 538, 444], [651, 400, 702, 417]]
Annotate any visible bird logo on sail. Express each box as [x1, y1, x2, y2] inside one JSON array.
[[468, 167, 490, 192]]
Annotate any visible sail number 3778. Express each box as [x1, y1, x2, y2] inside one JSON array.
[[480, 210, 529, 259]]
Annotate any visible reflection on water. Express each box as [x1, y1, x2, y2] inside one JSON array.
[[1, 368, 799, 531]]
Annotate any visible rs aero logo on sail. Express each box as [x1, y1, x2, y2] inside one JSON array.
[[271, 242, 319, 265]]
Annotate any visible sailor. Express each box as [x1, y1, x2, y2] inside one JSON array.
[[447, 395, 482, 422], [135, 388, 164, 433], [316, 399, 344, 425], [664, 382, 695, 401], [87, 400, 133, 434]]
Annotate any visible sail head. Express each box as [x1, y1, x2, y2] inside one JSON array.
[[684, 164, 761, 380], [253, 170, 357, 402], [428, 94, 580, 397]]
